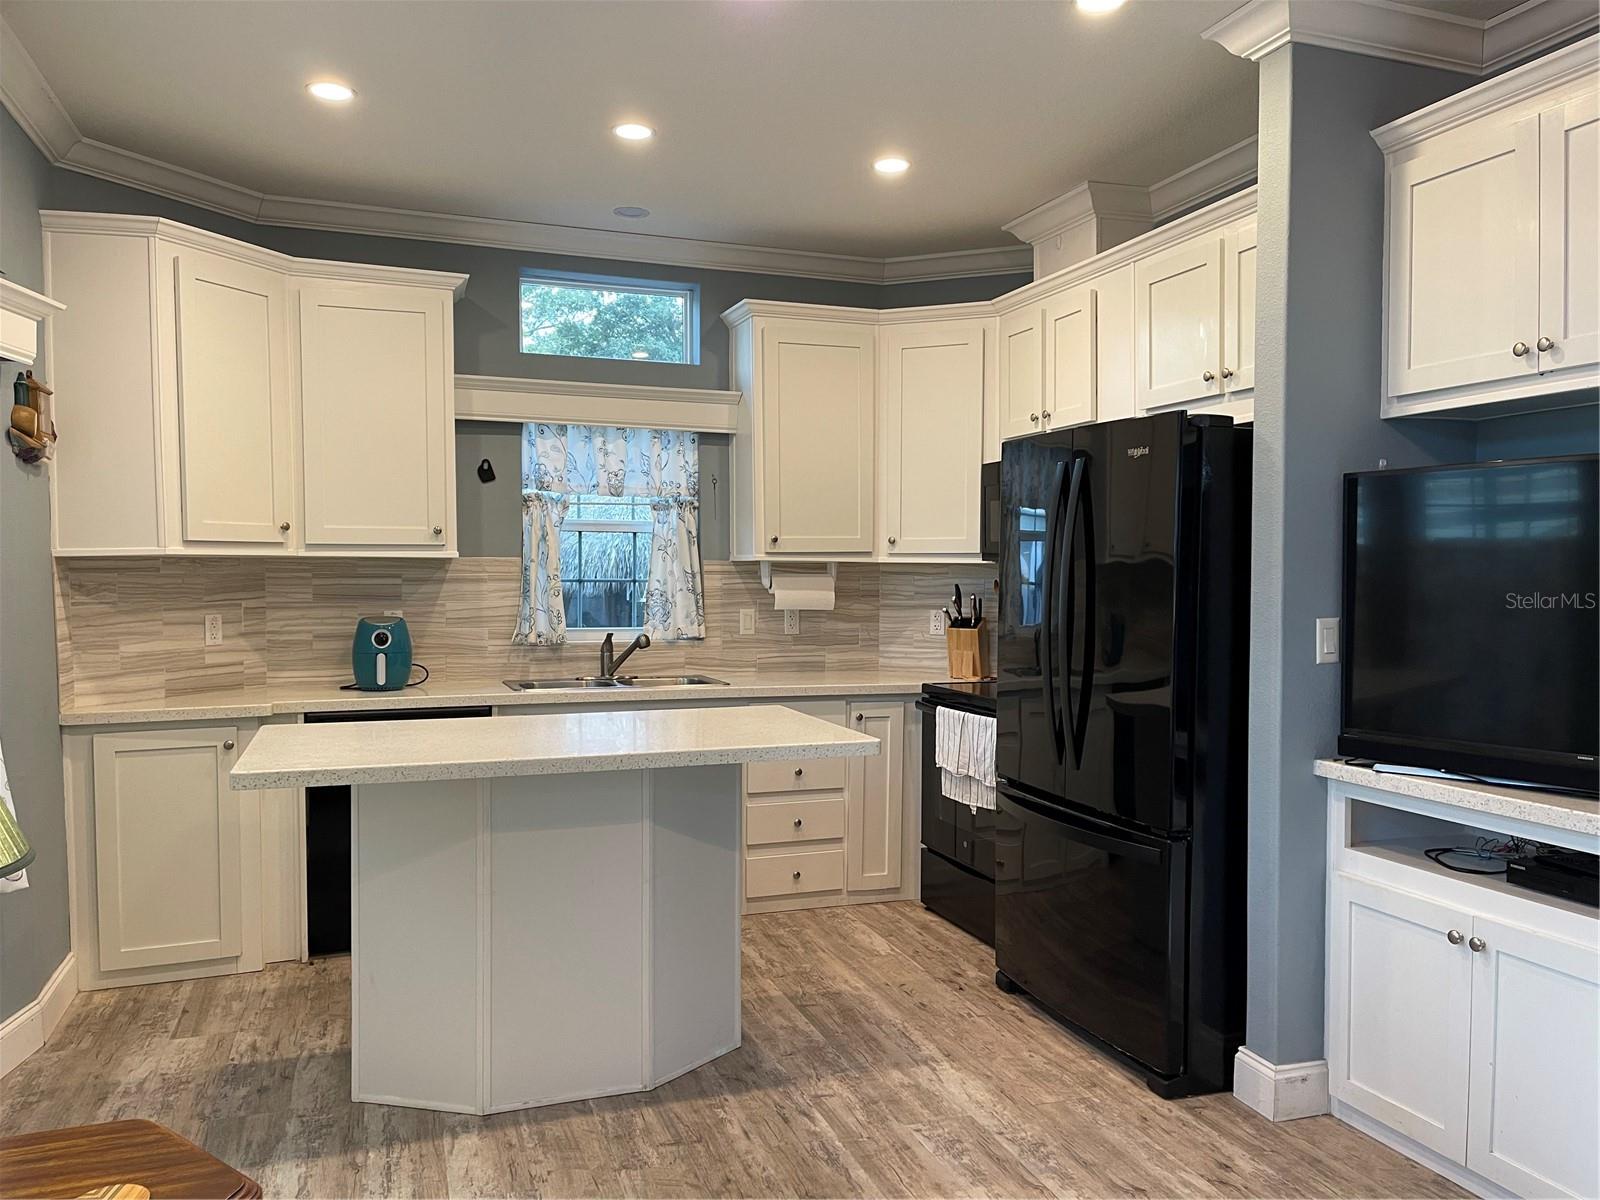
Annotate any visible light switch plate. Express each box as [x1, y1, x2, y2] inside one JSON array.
[[783, 609, 800, 636], [929, 609, 946, 636], [1315, 617, 1339, 664], [204, 613, 222, 647], [738, 608, 756, 636]]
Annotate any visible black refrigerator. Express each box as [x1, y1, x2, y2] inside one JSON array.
[[994, 411, 1250, 1098]]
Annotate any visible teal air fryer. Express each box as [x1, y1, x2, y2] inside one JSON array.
[[352, 617, 413, 691]]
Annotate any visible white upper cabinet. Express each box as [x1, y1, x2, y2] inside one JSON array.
[[1223, 220, 1257, 398], [1134, 236, 1224, 412], [174, 249, 293, 546], [758, 318, 876, 555], [1042, 285, 1097, 430], [298, 283, 452, 550], [1375, 39, 1599, 416], [43, 213, 466, 556], [880, 320, 986, 557], [997, 304, 1044, 441]]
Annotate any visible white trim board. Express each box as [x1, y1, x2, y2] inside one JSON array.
[[0, 15, 1029, 288], [1204, 0, 1599, 75], [0, 952, 78, 1078], [454, 375, 743, 433], [1231, 1047, 1331, 1122]]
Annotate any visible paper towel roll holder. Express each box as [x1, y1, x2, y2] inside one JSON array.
[[759, 560, 837, 594]]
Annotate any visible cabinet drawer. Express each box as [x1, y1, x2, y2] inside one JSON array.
[[747, 797, 846, 847], [746, 756, 847, 795], [745, 848, 845, 899]]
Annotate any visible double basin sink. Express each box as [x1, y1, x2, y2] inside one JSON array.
[[504, 674, 730, 692]]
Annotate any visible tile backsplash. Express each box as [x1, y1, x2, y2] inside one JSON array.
[[53, 557, 997, 709]]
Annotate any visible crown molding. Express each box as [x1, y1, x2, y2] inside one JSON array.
[[721, 299, 883, 327], [1372, 32, 1598, 151], [1148, 136, 1259, 220], [39, 210, 470, 296], [1002, 181, 1153, 247], [1204, 0, 1599, 74], [0, 14, 1030, 288]]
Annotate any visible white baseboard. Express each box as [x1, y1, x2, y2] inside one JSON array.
[[1232, 1047, 1330, 1121], [1331, 1100, 1509, 1199], [0, 952, 78, 1078]]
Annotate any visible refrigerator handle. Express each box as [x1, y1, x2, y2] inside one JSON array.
[[1071, 458, 1096, 766], [1039, 459, 1068, 757], [1058, 454, 1086, 765]]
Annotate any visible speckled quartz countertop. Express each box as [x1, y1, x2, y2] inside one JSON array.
[[230, 704, 880, 789], [57, 668, 949, 727], [1315, 758, 1600, 839]]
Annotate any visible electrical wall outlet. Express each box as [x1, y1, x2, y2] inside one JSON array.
[[204, 613, 223, 646], [929, 609, 946, 636], [383, 609, 404, 618], [738, 608, 756, 636], [783, 609, 800, 636], [1315, 617, 1339, 664]]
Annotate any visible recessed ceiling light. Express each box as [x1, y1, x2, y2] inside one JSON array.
[[613, 123, 654, 141], [873, 156, 911, 176], [1075, 0, 1125, 13], [306, 80, 355, 103], [613, 206, 651, 219], [631, 349, 651, 359]]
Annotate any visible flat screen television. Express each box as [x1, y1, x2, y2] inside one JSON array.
[[1340, 454, 1599, 794]]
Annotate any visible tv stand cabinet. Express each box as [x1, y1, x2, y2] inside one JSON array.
[[1317, 760, 1598, 1200]]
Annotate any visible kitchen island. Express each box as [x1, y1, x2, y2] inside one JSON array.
[[230, 705, 879, 1115]]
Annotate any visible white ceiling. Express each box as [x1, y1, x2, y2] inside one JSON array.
[[1, 0, 1260, 261]]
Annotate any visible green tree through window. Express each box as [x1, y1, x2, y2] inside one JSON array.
[[519, 275, 694, 364]]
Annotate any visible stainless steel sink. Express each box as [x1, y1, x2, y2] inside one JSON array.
[[503, 674, 728, 692]]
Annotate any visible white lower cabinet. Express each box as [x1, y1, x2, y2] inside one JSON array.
[[1329, 870, 1599, 1198], [743, 698, 911, 913]]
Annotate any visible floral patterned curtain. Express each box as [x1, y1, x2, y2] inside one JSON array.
[[513, 423, 705, 645]]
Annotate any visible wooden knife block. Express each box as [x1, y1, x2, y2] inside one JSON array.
[[945, 622, 990, 681]]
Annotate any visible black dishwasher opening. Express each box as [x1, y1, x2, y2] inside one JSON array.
[[303, 705, 492, 957]]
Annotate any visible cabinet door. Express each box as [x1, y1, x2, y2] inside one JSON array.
[[1387, 117, 1541, 398], [298, 282, 451, 549], [759, 320, 875, 554], [174, 251, 292, 545], [1466, 915, 1599, 1199], [1326, 873, 1472, 1162], [92, 728, 242, 971], [1223, 220, 1256, 396], [880, 322, 985, 557], [1041, 286, 1096, 429], [996, 305, 1043, 441], [1134, 238, 1223, 411], [845, 702, 904, 892], [1538, 94, 1600, 376]]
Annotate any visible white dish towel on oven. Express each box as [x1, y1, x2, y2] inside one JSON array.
[[935, 705, 997, 812]]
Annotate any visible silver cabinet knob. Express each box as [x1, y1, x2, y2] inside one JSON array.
[[1040, 410, 1051, 421], [855, 712, 864, 722], [794, 767, 804, 777], [769, 534, 779, 545], [432, 526, 443, 536], [1030, 413, 1040, 423], [887, 536, 897, 546], [1513, 341, 1530, 357], [1202, 370, 1216, 383], [1447, 928, 1464, 945], [1469, 936, 1486, 953], [1221, 366, 1234, 379], [1537, 336, 1555, 352], [792, 870, 802, 880], [279, 522, 291, 533], [222, 739, 235, 751], [793, 817, 804, 828]]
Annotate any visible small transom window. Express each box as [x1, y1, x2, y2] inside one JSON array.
[[519, 273, 697, 365]]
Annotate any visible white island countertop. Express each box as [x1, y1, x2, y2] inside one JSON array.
[[231, 704, 880, 789]]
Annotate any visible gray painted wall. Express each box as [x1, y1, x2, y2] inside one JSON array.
[[49, 172, 1030, 393], [0, 107, 71, 1022], [1473, 403, 1599, 460], [1245, 44, 1480, 1067]]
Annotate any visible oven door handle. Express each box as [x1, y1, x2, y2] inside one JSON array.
[[1000, 789, 1168, 864]]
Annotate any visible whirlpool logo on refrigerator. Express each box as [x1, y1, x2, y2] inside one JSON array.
[[1126, 446, 1151, 459]]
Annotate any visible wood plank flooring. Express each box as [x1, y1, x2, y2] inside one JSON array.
[[2, 903, 1463, 1199]]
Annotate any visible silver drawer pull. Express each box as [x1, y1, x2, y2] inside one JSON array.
[[792, 870, 802, 880], [222, 739, 235, 751], [794, 767, 803, 777], [793, 818, 803, 828]]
